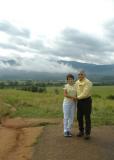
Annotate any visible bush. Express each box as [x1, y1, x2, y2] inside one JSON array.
[[37, 87, 47, 93], [107, 95, 114, 100], [54, 88, 59, 95], [18, 85, 47, 93], [31, 86, 38, 92], [92, 94, 101, 98]]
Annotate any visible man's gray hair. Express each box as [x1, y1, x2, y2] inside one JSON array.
[[78, 70, 86, 76]]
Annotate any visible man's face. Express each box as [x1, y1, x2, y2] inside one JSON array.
[[78, 73, 85, 81]]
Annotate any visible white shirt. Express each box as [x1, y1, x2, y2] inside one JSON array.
[[63, 84, 76, 103]]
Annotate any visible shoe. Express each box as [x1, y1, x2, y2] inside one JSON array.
[[64, 131, 69, 137], [68, 131, 72, 137], [84, 134, 90, 140], [76, 131, 84, 137]]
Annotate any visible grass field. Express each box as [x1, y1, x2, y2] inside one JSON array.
[[0, 86, 114, 126]]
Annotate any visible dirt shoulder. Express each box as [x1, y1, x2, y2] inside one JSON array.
[[0, 117, 60, 160]]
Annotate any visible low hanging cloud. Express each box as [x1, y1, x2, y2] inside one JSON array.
[[0, 54, 76, 73], [19, 57, 76, 73]]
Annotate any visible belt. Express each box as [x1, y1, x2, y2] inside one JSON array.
[[78, 96, 91, 102]]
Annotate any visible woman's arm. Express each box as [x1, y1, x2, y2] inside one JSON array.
[[64, 89, 77, 100]]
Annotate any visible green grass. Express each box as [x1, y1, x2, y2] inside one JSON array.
[[92, 86, 114, 126], [0, 87, 63, 118], [0, 86, 114, 126]]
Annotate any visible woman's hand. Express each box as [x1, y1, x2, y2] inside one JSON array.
[[72, 96, 77, 101]]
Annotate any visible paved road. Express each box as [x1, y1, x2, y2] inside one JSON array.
[[32, 124, 114, 160]]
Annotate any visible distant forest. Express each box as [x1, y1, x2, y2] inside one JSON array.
[[0, 80, 114, 93]]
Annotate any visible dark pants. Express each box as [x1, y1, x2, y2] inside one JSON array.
[[77, 97, 92, 135]]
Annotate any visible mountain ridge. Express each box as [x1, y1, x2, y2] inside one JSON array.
[[0, 60, 114, 83]]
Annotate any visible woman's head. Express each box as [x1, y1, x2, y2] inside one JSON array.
[[66, 73, 74, 85]]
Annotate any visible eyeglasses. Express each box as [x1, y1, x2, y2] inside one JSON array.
[[78, 74, 84, 76]]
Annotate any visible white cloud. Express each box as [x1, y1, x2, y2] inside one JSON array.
[[18, 57, 76, 73], [0, 0, 114, 73], [0, 0, 114, 37]]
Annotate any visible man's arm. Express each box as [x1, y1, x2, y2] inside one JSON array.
[[77, 81, 92, 99]]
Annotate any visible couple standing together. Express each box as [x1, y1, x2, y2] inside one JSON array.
[[63, 70, 92, 140]]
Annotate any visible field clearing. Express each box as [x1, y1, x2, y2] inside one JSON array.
[[0, 85, 114, 126]]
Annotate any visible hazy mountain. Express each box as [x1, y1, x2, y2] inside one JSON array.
[[0, 60, 114, 83], [58, 60, 114, 75], [0, 69, 66, 81], [58, 60, 114, 82]]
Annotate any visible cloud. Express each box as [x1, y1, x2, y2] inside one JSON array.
[[104, 20, 114, 40], [0, 55, 22, 68], [20, 57, 76, 73], [7, 36, 49, 54], [49, 28, 114, 64], [28, 39, 47, 51], [0, 42, 28, 52], [0, 59, 20, 67], [0, 21, 30, 38], [9, 37, 28, 47], [0, 54, 76, 73], [0, 21, 114, 72]]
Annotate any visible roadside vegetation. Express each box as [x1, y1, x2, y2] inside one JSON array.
[[0, 80, 114, 126]]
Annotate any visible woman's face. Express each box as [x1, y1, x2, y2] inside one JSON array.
[[67, 77, 74, 85]]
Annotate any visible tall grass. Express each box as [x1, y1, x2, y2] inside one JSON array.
[[0, 86, 114, 126]]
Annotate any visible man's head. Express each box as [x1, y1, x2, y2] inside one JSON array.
[[78, 70, 86, 81]]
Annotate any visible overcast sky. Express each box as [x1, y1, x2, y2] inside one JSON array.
[[0, 0, 114, 73]]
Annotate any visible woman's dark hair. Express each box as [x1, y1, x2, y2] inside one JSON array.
[[66, 73, 74, 80]]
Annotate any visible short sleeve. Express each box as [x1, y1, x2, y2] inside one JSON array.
[[63, 84, 67, 90]]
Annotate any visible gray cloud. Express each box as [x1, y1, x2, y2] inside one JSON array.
[[0, 42, 27, 52], [0, 56, 22, 68], [0, 21, 114, 66], [0, 21, 30, 38], [9, 37, 28, 47], [104, 20, 114, 40], [9, 36, 51, 54], [49, 28, 114, 64], [0, 59, 20, 66], [56, 28, 110, 53], [0, 38, 48, 54], [29, 39, 46, 50]]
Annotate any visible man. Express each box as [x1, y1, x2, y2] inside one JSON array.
[[75, 70, 92, 139]]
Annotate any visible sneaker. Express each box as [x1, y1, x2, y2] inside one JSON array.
[[76, 131, 84, 137], [84, 134, 90, 140], [68, 131, 72, 137], [64, 131, 69, 137]]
